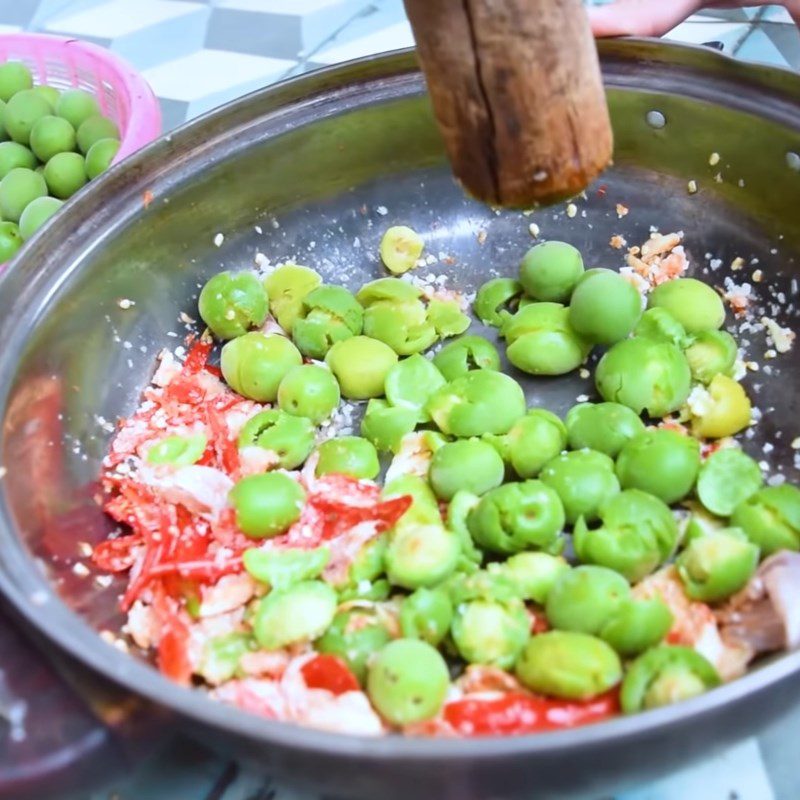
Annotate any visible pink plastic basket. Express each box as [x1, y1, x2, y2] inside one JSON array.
[[0, 33, 161, 164]]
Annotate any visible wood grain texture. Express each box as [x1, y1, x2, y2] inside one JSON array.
[[403, 0, 613, 207]]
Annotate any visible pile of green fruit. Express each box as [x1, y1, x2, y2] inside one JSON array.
[[0, 60, 122, 259]]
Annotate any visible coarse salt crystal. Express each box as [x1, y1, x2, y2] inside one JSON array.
[[761, 317, 795, 354], [616, 203, 629, 218], [709, 152, 720, 166], [752, 269, 763, 282], [528, 222, 540, 238], [730, 257, 745, 271], [477, 230, 487, 245], [566, 203, 578, 218], [576, 394, 590, 402], [375, 206, 388, 216], [686, 385, 713, 416], [579, 368, 590, 379], [687, 180, 698, 194], [213, 233, 224, 247], [72, 562, 90, 577], [118, 298, 135, 309]]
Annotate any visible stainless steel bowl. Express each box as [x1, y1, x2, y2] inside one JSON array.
[[0, 40, 799, 800]]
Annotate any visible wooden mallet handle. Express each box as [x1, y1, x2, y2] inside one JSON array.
[[403, 0, 613, 207]]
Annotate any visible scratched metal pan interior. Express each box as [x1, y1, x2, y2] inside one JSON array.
[[0, 40, 799, 800]]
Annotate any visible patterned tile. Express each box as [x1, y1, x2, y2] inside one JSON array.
[[42, 0, 211, 70], [142, 48, 295, 127]]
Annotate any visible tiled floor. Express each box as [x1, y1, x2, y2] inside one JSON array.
[[1, 0, 798, 129], [0, 2, 797, 799]]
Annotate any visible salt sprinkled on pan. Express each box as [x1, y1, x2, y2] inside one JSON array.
[[375, 206, 388, 216], [213, 233, 224, 247], [528, 222, 540, 238]]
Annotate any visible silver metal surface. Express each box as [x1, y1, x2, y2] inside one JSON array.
[[0, 40, 798, 800]]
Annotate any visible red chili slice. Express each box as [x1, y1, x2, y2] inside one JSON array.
[[443, 690, 619, 737], [301, 654, 360, 696], [182, 339, 214, 375], [92, 535, 144, 572]]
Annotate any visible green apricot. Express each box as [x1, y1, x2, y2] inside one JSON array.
[[573, 489, 679, 582], [432, 335, 501, 381], [429, 438, 505, 501], [540, 449, 621, 524], [326, 335, 398, 399], [565, 402, 646, 458], [595, 337, 692, 418], [569, 269, 643, 345], [519, 241, 585, 302], [315, 436, 380, 480], [648, 278, 726, 334], [264, 263, 322, 333], [615, 429, 701, 504], [427, 370, 526, 437], [451, 599, 530, 669], [516, 631, 622, 700]]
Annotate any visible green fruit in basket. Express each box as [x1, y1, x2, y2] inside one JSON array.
[[3, 90, 52, 145], [0, 62, 33, 102], [30, 115, 76, 162], [0, 141, 36, 178], [0, 220, 22, 261], [43, 151, 87, 199], [0, 100, 7, 142], [19, 196, 63, 241], [31, 85, 60, 110], [76, 114, 120, 154], [55, 89, 100, 130], [0, 168, 47, 222], [85, 137, 120, 179]]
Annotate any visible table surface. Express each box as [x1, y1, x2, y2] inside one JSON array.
[[2, 1, 800, 799]]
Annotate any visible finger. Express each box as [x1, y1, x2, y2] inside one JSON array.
[[588, 0, 707, 37]]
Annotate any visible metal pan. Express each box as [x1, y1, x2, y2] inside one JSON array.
[[0, 40, 799, 800]]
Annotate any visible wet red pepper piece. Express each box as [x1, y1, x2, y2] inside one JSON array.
[[301, 654, 360, 696], [443, 690, 619, 736]]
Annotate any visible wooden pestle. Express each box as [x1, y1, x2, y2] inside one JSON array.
[[403, 0, 613, 208]]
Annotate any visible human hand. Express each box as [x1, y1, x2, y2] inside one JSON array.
[[588, 1, 800, 38]]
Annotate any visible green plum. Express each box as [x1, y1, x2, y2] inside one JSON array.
[[43, 151, 87, 198], [621, 646, 720, 713], [540, 449, 621, 524], [429, 438, 505, 501], [55, 89, 100, 130], [220, 332, 302, 402], [545, 565, 630, 634], [432, 335, 501, 381], [731, 485, 800, 555], [595, 337, 692, 418], [19, 196, 63, 241], [451, 599, 530, 669], [675, 528, 759, 602], [76, 114, 119, 154], [502, 302, 591, 375], [696, 448, 763, 517], [0, 167, 47, 222], [277, 364, 340, 424], [427, 370, 526, 437], [565, 402, 646, 457], [198, 270, 269, 340], [474, 277, 524, 326], [684, 330, 738, 384], [315, 436, 380, 480], [326, 335, 398, 399], [648, 278, 725, 334], [29, 115, 76, 161], [264, 263, 322, 332], [519, 241, 584, 302], [516, 631, 622, 700], [468, 480, 566, 555], [85, 137, 119, 178], [615, 429, 701, 504], [569, 269, 643, 345], [573, 489, 679, 582]]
